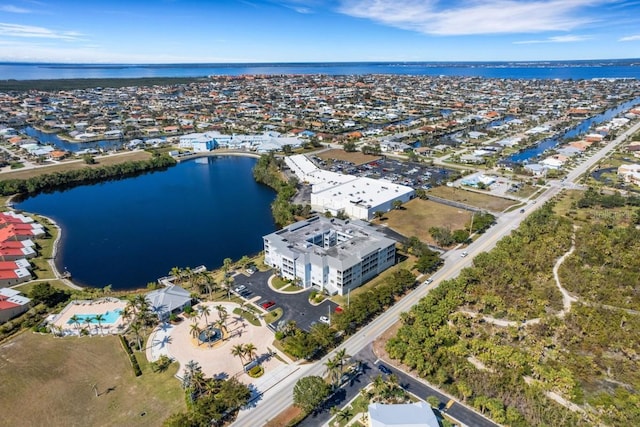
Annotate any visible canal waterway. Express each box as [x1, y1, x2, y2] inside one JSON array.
[[23, 126, 126, 152], [507, 97, 640, 163], [15, 156, 277, 290]]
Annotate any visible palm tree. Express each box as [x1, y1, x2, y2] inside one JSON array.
[[243, 343, 257, 363], [198, 305, 211, 327], [224, 276, 234, 300], [324, 357, 341, 386], [335, 407, 353, 425], [94, 313, 106, 335], [215, 304, 227, 322], [170, 266, 183, 283], [231, 344, 246, 366], [69, 314, 81, 332], [130, 321, 143, 350], [189, 322, 201, 345], [335, 348, 349, 374], [84, 317, 93, 335]]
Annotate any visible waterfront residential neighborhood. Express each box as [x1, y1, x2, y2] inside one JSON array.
[[1, 65, 640, 427]]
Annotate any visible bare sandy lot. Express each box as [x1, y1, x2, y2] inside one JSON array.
[[316, 149, 382, 166], [428, 186, 517, 212]]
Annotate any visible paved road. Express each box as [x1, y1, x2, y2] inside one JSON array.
[[232, 119, 640, 427], [298, 344, 496, 427]]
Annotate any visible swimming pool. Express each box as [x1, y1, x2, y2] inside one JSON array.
[[67, 309, 122, 325]]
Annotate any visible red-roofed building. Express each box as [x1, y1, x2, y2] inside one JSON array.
[[0, 259, 31, 271], [0, 266, 32, 286], [0, 288, 31, 323]]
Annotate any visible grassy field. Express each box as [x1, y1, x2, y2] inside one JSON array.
[[428, 186, 517, 211], [0, 151, 152, 181], [0, 332, 184, 426], [316, 149, 382, 166], [376, 198, 472, 246]]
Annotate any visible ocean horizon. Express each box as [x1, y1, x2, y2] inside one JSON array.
[[1, 58, 640, 81]]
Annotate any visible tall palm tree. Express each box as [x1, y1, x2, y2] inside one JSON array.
[[121, 305, 133, 323], [170, 266, 183, 283], [324, 357, 341, 386], [94, 313, 106, 335], [189, 322, 201, 345], [198, 305, 211, 327], [231, 344, 246, 366], [130, 321, 143, 350], [335, 348, 349, 374], [69, 314, 81, 332], [243, 343, 257, 363], [84, 317, 93, 335]]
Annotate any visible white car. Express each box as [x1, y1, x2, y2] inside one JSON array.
[[461, 251, 469, 257], [423, 278, 434, 285], [319, 315, 330, 324]]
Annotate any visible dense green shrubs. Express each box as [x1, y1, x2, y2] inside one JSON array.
[[252, 153, 303, 226], [119, 335, 142, 377]]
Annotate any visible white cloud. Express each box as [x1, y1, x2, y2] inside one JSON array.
[[0, 5, 32, 13], [0, 23, 83, 40], [619, 34, 640, 41], [337, 0, 607, 35], [514, 34, 592, 44], [274, 0, 321, 14]]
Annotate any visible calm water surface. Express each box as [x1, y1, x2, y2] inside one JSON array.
[[15, 156, 276, 290], [2, 60, 640, 80]]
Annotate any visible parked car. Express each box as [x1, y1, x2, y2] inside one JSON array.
[[319, 315, 330, 324], [423, 278, 434, 285], [461, 251, 468, 257], [261, 301, 275, 309], [378, 364, 392, 375], [234, 285, 246, 293]]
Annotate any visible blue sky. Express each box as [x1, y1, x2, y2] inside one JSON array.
[[0, 0, 639, 63]]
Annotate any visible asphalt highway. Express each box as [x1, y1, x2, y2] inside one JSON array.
[[232, 119, 640, 427]]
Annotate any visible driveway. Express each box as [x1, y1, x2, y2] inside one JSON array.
[[233, 270, 339, 332]]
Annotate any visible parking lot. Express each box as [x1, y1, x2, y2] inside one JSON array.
[[312, 155, 456, 190], [232, 270, 339, 332]]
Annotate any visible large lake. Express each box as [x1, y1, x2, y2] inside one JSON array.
[[15, 156, 277, 290]]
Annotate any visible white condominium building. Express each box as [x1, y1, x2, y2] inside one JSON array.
[[263, 216, 396, 296]]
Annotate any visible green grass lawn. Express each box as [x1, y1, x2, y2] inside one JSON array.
[[233, 307, 261, 326], [264, 307, 283, 324], [0, 332, 184, 426]]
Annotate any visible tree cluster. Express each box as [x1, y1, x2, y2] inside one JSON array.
[[331, 269, 416, 333], [165, 361, 251, 427], [0, 154, 176, 196], [577, 187, 640, 209], [385, 202, 640, 426], [252, 154, 308, 226]]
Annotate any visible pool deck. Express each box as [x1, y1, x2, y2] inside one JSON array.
[[147, 301, 299, 397], [50, 298, 128, 336]]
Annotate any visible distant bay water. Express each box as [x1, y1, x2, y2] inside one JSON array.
[[15, 156, 277, 290], [1, 59, 640, 80]]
